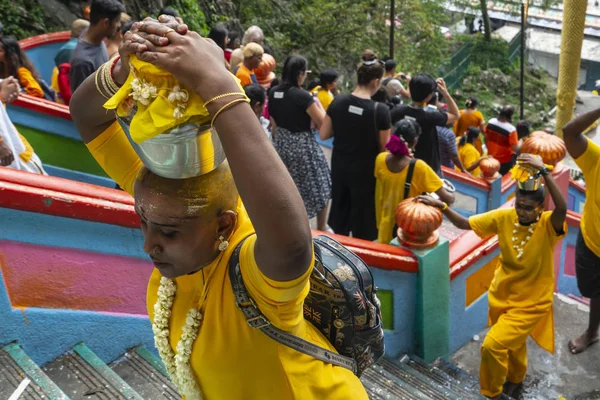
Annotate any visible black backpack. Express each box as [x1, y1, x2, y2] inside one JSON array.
[[229, 235, 385, 377]]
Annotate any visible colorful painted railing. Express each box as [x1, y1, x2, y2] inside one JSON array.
[[568, 178, 586, 214], [0, 167, 422, 365], [441, 166, 516, 217], [4, 32, 115, 187]]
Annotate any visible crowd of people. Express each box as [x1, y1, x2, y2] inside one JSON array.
[[0, 2, 598, 400]]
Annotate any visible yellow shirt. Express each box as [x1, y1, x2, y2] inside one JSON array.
[[457, 142, 481, 178], [454, 109, 484, 137], [17, 67, 44, 98], [469, 209, 566, 353], [574, 138, 600, 257], [317, 88, 334, 111], [374, 153, 443, 244], [86, 122, 367, 399]]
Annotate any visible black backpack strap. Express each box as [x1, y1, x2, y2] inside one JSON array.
[[228, 239, 357, 374], [404, 158, 417, 199]]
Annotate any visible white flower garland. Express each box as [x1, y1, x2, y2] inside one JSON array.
[[129, 78, 189, 120], [152, 277, 204, 400], [511, 216, 539, 259]]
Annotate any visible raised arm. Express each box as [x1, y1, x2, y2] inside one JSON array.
[[562, 107, 600, 159], [417, 195, 470, 230], [134, 21, 312, 281], [437, 78, 460, 124]]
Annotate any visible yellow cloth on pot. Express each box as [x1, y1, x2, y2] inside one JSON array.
[[103, 56, 243, 144], [510, 163, 554, 183]]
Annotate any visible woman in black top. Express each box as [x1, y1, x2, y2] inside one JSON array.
[[320, 50, 391, 240], [269, 55, 331, 230]]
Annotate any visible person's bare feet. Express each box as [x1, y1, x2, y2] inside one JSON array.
[[569, 330, 599, 354]]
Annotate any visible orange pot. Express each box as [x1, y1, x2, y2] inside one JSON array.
[[395, 198, 443, 249], [520, 131, 566, 167], [479, 156, 501, 181], [255, 53, 276, 87]]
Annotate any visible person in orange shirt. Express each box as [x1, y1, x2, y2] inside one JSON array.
[[455, 96, 485, 136], [235, 42, 263, 87], [485, 106, 520, 175], [0, 37, 44, 98]]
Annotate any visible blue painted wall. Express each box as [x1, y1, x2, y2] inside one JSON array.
[[371, 268, 417, 359], [557, 228, 582, 298], [24, 41, 65, 84], [6, 103, 80, 141], [567, 185, 586, 214]]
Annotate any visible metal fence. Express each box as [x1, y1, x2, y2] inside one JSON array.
[[441, 30, 523, 89]]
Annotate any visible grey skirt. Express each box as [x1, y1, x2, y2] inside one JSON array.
[[273, 127, 332, 218]]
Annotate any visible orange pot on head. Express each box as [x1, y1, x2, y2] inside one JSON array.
[[395, 198, 443, 250], [520, 131, 566, 167], [255, 53, 276, 87], [479, 156, 501, 181]]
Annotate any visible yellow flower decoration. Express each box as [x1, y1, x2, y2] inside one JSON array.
[[104, 55, 243, 144]]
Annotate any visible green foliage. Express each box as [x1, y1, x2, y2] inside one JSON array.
[[465, 35, 514, 74], [238, 0, 452, 92], [0, 0, 46, 39], [454, 63, 557, 129], [168, 0, 209, 35]]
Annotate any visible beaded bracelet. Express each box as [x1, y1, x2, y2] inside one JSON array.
[[210, 97, 250, 129]]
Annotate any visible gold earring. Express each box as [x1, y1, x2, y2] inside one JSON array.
[[218, 235, 229, 252]]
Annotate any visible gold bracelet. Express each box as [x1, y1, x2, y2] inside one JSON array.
[[95, 68, 111, 99], [102, 61, 120, 96], [210, 98, 250, 129], [441, 202, 449, 211], [204, 92, 246, 108]]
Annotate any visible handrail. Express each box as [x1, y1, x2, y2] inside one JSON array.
[[0, 167, 132, 204], [501, 173, 516, 194], [569, 178, 586, 194], [11, 93, 72, 120], [0, 168, 419, 273], [18, 31, 70, 50], [441, 166, 490, 190], [567, 210, 581, 228]]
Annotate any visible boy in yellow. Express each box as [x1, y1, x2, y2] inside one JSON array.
[[418, 153, 567, 399], [456, 127, 486, 178], [70, 17, 367, 399], [310, 69, 338, 111], [375, 118, 454, 244], [563, 108, 600, 354]]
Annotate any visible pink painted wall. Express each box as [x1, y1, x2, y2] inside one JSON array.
[[0, 240, 153, 315], [564, 245, 576, 277]]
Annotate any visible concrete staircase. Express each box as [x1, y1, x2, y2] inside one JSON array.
[[1, 342, 505, 400]]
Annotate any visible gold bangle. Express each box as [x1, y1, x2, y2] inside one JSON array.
[[102, 61, 120, 95], [210, 98, 250, 129], [441, 202, 449, 211], [204, 92, 246, 108], [95, 68, 110, 99]]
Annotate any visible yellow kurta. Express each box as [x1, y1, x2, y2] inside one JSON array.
[[469, 209, 566, 353], [86, 121, 367, 399], [374, 153, 443, 244], [574, 138, 600, 257], [456, 142, 481, 178], [17, 67, 44, 98]]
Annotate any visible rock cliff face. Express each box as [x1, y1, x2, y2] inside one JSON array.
[[1, 0, 237, 39]]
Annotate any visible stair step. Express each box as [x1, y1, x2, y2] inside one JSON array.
[[110, 346, 179, 399], [379, 358, 463, 400], [43, 343, 143, 400], [404, 356, 484, 399], [361, 363, 434, 400], [432, 358, 514, 400], [0, 343, 69, 400]]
